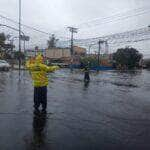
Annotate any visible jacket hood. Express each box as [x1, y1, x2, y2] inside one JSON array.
[[35, 54, 43, 63]]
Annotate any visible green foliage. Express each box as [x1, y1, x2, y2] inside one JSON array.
[[3, 53, 11, 59], [47, 34, 59, 49], [0, 33, 6, 48], [113, 47, 142, 69], [0, 33, 14, 57], [80, 56, 98, 68]]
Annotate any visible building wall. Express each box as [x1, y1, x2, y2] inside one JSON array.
[[46, 46, 86, 59], [25, 49, 46, 58], [46, 48, 71, 59], [74, 46, 86, 55], [46, 46, 86, 64]]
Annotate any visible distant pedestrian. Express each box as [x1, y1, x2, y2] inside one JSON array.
[[26, 53, 59, 114], [84, 66, 90, 82]]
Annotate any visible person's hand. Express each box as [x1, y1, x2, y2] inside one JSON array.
[[53, 66, 60, 70], [55, 66, 60, 70]]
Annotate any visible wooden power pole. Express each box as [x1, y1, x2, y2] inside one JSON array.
[[68, 27, 78, 70]]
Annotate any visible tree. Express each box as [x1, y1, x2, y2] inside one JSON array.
[[113, 47, 142, 69], [0, 33, 6, 49], [0, 33, 14, 59], [47, 34, 58, 49]]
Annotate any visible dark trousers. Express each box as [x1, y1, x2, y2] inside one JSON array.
[[34, 86, 47, 110], [84, 71, 90, 81]]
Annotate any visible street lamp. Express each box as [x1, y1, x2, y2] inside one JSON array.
[[0, 23, 28, 51], [18, 0, 22, 76], [8, 36, 18, 67], [0, 24, 26, 40], [0, 23, 29, 67], [0, 24, 25, 35], [10, 36, 18, 51]]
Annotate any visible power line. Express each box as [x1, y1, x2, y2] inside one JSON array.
[[75, 6, 150, 29], [76, 6, 150, 27], [78, 10, 150, 32], [0, 14, 50, 35], [67, 27, 78, 54], [0, 13, 69, 39], [1, 6, 149, 40], [55, 8, 147, 35], [59, 26, 150, 48], [0, 7, 150, 41], [75, 26, 150, 42]]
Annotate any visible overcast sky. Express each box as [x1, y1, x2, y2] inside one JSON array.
[[0, 0, 150, 54], [0, 0, 150, 37]]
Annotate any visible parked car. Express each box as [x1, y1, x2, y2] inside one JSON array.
[[0, 60, 11, 71]]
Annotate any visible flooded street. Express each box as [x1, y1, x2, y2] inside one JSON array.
[[0, 69, 150, 150]]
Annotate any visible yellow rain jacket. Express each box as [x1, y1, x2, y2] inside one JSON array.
[[26, 54, 59, 87]]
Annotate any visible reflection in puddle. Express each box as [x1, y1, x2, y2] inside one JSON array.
[[84, 81, 90, 90], [25, 113, 48, 149], [32, 113, 47, 148]]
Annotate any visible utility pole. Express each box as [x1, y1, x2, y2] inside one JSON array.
[[19, 0, 21, 76], [88, 45, 92, 54], [105, 41, 109, 54], [98, 40, 101, 67], [88, 43, 96, 55], [23, 39, 25, 52], [98, 40, 105, 67], [68, 27, 78, 71]]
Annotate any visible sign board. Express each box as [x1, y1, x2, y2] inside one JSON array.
[[20, 35, 30, 41]]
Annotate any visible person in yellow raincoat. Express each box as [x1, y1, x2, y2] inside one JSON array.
[[26, 54, 59, 114]]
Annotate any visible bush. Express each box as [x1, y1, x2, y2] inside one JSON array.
[[113, 47, 142, 69]]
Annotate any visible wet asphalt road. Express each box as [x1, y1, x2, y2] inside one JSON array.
[[0, 69, 150, 150]]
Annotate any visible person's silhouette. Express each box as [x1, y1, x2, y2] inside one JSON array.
[[32, 113, 47, 148], [84, 67, 90, 82]]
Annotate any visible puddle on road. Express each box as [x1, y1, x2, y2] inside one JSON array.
[[0, 69, 150, 149]]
